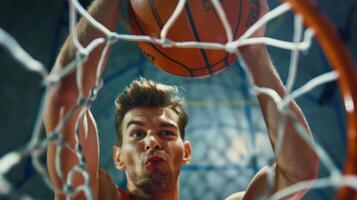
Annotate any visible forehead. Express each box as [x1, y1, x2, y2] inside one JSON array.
[[122, 107, 179, 127]]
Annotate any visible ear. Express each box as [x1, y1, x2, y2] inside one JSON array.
[[113, 145, 125, 170], [182, 141, 192, 165]]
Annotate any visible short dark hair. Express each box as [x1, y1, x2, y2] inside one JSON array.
[[114, 78, 188, 146]]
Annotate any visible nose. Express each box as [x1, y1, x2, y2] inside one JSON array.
[[144, 133, 162, 152]]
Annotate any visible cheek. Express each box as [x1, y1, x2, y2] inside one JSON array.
[[122, 144, 143, 165], [168, 143, 185, 165]]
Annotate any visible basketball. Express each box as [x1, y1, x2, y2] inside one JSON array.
[[128, 0, 260, 77]]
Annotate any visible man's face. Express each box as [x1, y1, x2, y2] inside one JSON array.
[[114, 107, 191, 192]]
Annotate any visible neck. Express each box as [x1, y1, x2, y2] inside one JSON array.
[[127, 178, 180, 200]]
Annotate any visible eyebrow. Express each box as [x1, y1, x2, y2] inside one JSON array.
[[126, 120, 144, 129], [158, 122, 178, 129], [126, 120, 178, 129]]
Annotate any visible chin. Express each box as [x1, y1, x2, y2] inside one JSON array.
[[141, 171, 173, 192]]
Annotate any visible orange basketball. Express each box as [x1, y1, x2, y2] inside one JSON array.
[[128, 0, 259, 77]]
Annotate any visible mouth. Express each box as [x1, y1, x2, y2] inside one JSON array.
[[145, 156, 165, 167]]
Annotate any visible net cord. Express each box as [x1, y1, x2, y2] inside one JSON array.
[[0, 0, 354, 199]]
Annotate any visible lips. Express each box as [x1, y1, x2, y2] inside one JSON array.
[[146, 156, 165, 164]]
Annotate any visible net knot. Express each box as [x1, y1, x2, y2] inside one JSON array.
[[330, 171, 342, 187], [42, 75, 59, 88], [64, 184, 73, 194], [90, 79, 104, 100], [160, 38, 174, 48], [75, 48, 89, 62], [106, 33, 118, 44], [77, 97, 89, 107], [277, 102, 287, 113], [47, 132, 60, 142], [225, 41, 238, 53]]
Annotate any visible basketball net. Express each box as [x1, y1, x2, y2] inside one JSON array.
[[0, 0, 356, 199]]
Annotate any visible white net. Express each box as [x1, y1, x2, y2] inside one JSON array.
[[0, 0, 356, 199]]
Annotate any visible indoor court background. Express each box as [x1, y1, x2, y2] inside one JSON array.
[[1, 0, 357, 199]]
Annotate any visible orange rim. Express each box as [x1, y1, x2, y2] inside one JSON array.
[[280, 0, 357, 199]]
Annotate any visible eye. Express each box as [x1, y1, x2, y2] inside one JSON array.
[[130, 130, 146, 138], [160, 130, 176, 137]]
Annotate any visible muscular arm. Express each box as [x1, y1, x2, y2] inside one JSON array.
[[225, 0, 319, 199], [238, 45, 319, 199], [43, 0, 119, 199]]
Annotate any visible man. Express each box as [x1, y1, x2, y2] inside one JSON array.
[[43, 0, 318, 199]]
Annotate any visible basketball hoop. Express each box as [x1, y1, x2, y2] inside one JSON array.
[[282, 0, 357, 199], [0, 0, 356, 199]]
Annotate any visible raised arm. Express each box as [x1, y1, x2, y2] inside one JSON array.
[[227, 1, 319, 199], [43, 0, 119, 199], [239, 45, 319, 200]]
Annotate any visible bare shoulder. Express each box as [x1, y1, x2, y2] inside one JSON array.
[[225, 191, 245, 200], [98, 168, 119, 200], [226, 166, 270, 200]]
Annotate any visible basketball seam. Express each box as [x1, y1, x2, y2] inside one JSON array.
[[192, 64, 227, 77], [129, 2, 194, 76], [184, 2, 213, 75], [129, 1, 236, 77], [193, 58, 229, 70], [223, 0, 243, 65], [149, 0, 164, 29]]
